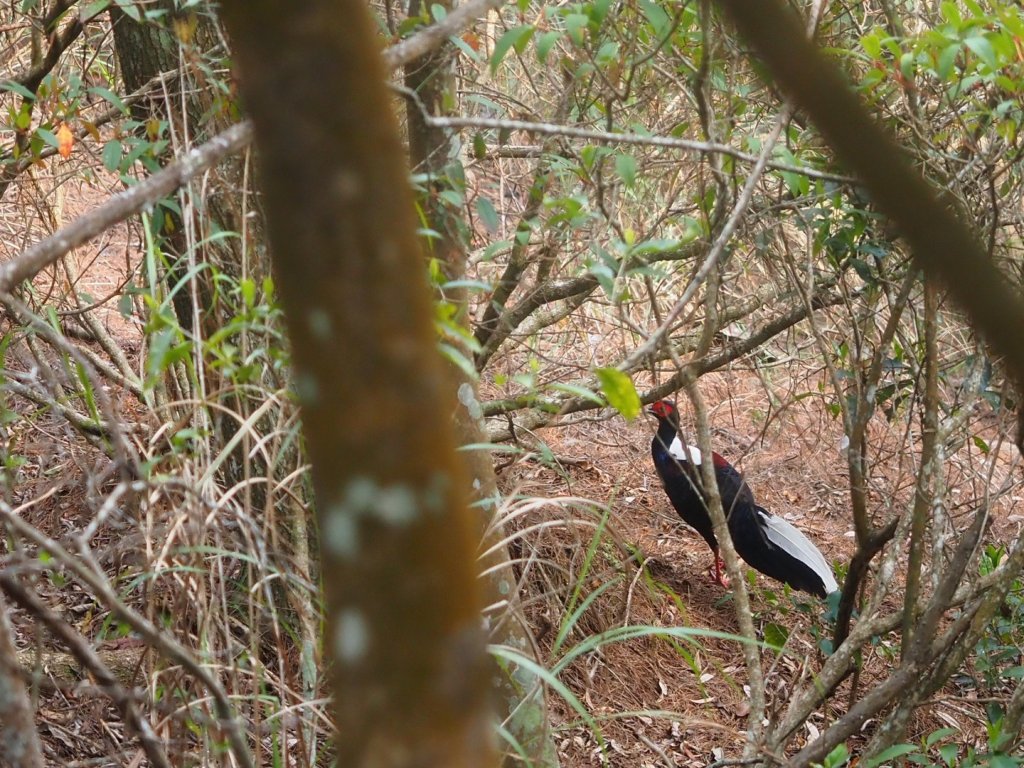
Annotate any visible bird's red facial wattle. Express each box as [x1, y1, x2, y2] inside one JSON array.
[[647, 400, 676, 419], [711, 452, 730, 471]]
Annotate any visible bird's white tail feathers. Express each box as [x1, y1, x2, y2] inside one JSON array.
[[759, 510, 839, 594]]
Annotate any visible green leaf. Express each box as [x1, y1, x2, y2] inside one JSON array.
[[102, 139, 122, 171], [240, 278, 256, 309], [476, 196, 499, 233], [940, 1, 961, 24], [536, 30, 561, 63], [638, 0, 670, 36], [764, 622, 789, 650], [615, 152, 637, 188], [490, 25, 534, 74], [14, 106, 31, 130], [449, 33, 481, 62], [471, 132, 487, 160], [865, 744, 918, 767], [937, 743, 959, 765], [860, 28, 884, 59], [595, 368, 641, 420], [114, 0, 141, 20], [973, 435, 990, 454], [88, 85, 128, 113], [564, 13, 589, 45], [117, 291, 134, 319], [899, 51, 915, 80], [437, 189, 463, 208], [81, 0, 112, 21], [964, 35, 997, 71], [936, 42, 961, 81], [438, 341, 477, 379], [591, 0, 612, 24], [0, 80, 36, 100], [822, 742, 849, 768], [924, 727, 959, 748], [35, 127, 59, 149]]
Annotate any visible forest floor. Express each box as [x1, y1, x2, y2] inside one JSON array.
[[494, 367, 1023, 767], [3, 172, 1023, 766]]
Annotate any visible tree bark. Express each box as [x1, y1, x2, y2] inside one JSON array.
[[110, 3, 262, 331], [0, 592, 43, 767], [219, 2, 497, 766], [403, 10, 558, 764]]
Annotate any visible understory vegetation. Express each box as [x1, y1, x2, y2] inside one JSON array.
[[0, 0, 1022, 765]]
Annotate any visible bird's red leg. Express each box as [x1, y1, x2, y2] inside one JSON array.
[[705, 552, 729, 587], [712, 553, 729, 588]]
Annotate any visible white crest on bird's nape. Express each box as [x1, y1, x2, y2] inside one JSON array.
[[757, 510, 839, 594], [668, 438, 702, 465]]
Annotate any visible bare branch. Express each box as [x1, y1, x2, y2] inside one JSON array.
[[427, 115, 856, 183]]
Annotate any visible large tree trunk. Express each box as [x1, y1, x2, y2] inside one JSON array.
[[219, 2, 497, 766]]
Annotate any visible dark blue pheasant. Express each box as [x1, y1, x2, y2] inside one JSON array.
[[647, 400, 838, 597]]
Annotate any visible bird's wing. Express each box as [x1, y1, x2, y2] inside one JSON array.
[[757, 509, 839, 593], [667, 438, 702, 465]]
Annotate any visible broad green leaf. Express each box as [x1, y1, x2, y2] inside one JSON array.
[[535, 30, 561, 64], [591, 0, 612, 24], [860, 28, 884, 59], [764, 622, 789, 650], [114, 0, 141, 20], [964, 35, 996, 71], [899, 51, 915, 80], [564, 13, 589, 45], [476, 196, 499, 233], [450, 33, 482, 62], [595, 368, 641, 420], [822, 742, 849, 768], [88, 86, 128, 113], [937, 42, 961, 81], [36, 127, 60, 149], [14, 106, 31, 130], [0, 80, 36, 100], [937, 744, 959, 764], [638, 0, 670, 36], [615, 152, 637, 188], [490, 25, 534, 74], [924, 727, 959, 748], [82, 0, 112, 21], [866, 744, 918, 767], [102, 139, 122, 171]]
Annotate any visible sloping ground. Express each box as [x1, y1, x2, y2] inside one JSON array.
[[495, 368, 1022, 766], [2, 156, 1022, 765]]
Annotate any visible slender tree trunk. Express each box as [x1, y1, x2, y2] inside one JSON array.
[[110, 3, 263, 330], [404, 11, 559, 764], [0, 593, 43, 767], [219, 2, 497, 766]]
